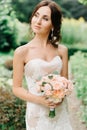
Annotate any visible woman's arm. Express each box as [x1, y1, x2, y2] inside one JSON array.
[[13, 47, 39, 103], [12, 47, 53, 107]]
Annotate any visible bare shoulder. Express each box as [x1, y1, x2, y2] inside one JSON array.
[[13, 43, 31, 63], [58, 44, 68, 57], [14, 45, 26, 57]]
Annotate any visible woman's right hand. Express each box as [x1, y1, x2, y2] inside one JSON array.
[[38, 96, 56, 108]]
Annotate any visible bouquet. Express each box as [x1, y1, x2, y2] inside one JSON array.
[[36, 74, 73, 118]]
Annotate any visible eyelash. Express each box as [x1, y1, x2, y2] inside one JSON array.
[[34, 13, 49, 21], [43, 17, 48, 21]]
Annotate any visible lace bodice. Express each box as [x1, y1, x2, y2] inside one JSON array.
[[24, 56, 62, 95], [24, 56, 72, 130], [24, 56, 62, 79]]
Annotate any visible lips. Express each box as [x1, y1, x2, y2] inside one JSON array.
[[34, 25, 41, 29]]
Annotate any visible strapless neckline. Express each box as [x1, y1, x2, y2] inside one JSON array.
[[24, 55, 62, 79], [24, 55, 62, 68]]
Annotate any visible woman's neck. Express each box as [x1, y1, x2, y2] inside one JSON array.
[[33, 34, 49, 47]]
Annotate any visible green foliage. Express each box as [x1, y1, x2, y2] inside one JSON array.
[[0, 53, 26, 129], [70, 51, 87, 126], [0, 87, 26, 129], [61, 0, 87, 21], [0, 15, 19, 52], [61, 18, 87, 45], [0, 0, 19, 52], [68, 48, 87, 58], [15, 21, 31, 45], [0, 0, 13, 16], [78, 0, 87, 5], [70, 51, 87, 101]]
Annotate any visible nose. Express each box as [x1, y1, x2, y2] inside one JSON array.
[[36, 17, 42, 24]]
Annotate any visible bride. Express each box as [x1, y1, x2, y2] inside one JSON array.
[[13, 0, 73, 129]]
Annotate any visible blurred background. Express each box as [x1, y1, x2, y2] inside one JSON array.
[[0, 0, 87, 129]]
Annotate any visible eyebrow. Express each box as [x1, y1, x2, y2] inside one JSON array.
[[36, 11, 50, 18]]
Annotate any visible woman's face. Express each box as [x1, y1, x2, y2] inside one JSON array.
[[31, 6, 52, 36]]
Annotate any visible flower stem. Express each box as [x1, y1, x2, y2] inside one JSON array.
[[49, 108, 55, 118]]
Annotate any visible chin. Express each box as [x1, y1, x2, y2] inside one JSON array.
[[32, 28, 40, 33]]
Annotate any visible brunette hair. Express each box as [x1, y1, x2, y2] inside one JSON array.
[[30, 0, 62, 48]]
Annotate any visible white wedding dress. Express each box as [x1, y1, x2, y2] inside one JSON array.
[[24, 56, 72, 130]]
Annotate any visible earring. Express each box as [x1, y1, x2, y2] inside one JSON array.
[[51, 28, 56, 41], [55, 42, 59, 45], [51, 28, 54, 38], [51, 28, 58, 45]]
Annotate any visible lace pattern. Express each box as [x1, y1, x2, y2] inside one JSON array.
[[24, 56, 73, 130]]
